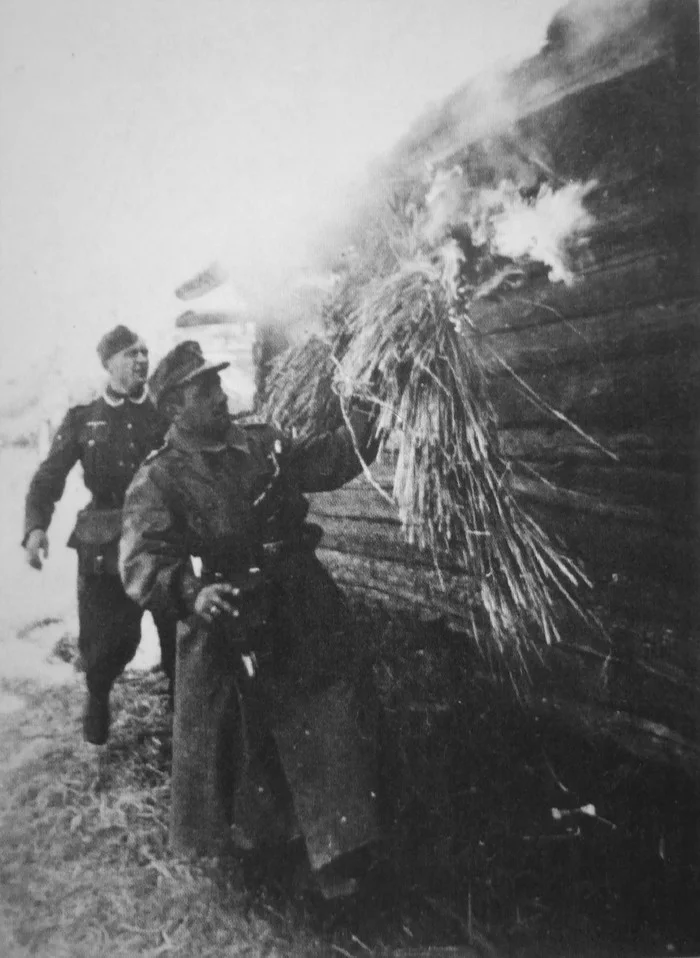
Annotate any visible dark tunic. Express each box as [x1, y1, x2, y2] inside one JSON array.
[[24, 389, 167, 541], [23, 388, 175, 688], [120, 410, 379, 857]]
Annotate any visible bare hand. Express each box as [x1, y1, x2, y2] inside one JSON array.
[[194, 583, 241, 626], [25, 529, 49, 570]]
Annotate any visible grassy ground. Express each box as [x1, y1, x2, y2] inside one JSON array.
[[0, 446, 306, 957], [3, 636, 699, 958], [1, 445, 699, 958], [0, 669, 326, 958]]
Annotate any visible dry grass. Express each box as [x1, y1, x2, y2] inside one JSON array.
[[339, 258, 590, 671], [262, 251, 591, 675], [262, 336, 342, 439], [0, 671, 320, 958], [258, 164, 613, 677]]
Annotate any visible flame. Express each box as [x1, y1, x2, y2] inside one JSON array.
[[424, 167, 597, 286], [488, 180, 597, 284]]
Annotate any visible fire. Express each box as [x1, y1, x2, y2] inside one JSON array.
[[488, 180, 597, 284], [424, 167, 597, 286]]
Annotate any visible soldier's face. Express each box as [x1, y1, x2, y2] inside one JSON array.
[[105, 340, 149, 395], [178, 371, 229, 438]]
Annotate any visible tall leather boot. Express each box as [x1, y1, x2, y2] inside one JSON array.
[[83, 683, 111, 745]]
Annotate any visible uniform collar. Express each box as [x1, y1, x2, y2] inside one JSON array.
[[168, 420, 250, 455], [103, 384, 150, 407]]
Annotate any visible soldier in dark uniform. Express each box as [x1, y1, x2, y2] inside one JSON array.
[[120, 341, 380, 896], [23, 325, 176, 745]]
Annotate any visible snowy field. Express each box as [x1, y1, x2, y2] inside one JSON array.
[[0, 446, 163, 694]]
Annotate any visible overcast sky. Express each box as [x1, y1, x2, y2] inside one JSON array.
[[0, 0, 564, 375]]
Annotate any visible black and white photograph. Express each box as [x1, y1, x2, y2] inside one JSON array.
[[0, 0, 698, 955]]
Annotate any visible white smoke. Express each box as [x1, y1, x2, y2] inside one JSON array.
[[425, 167, 596, 286]]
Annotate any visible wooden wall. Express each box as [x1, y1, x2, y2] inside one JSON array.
[[306, 1, 700, 761]]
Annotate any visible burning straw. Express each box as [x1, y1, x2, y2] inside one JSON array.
[[264, 169, 597, 671], [263, 335, 342, 439]]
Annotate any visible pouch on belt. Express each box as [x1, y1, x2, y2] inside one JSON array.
[[69, 507, 123, 575]]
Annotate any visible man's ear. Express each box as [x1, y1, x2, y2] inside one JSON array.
[[160, 391, 182, 423]]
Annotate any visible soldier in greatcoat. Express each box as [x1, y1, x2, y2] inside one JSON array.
[[119, 340, 380, 897], [23, 325, 176, 744]]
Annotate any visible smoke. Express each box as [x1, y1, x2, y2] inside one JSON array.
[[423, 167, 596, 286], [211, 0, 658, 333], [544, 0, 658, 57], [489, 180, 596, 284]]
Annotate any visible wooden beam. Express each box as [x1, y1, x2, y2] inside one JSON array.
[[498, 425, 694, 470], [469, 250, 697, 337], [481, 298, 700, 374], [491, 347, 699, 430], [317, 548, 479, 622], [511, 464, 689, 515], [312, 514, 464, 573]]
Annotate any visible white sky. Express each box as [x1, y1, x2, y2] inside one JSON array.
[[0, 0, 564, 377]]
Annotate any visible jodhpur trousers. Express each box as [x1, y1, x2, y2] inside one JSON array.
[[77, 572, 176, 695]]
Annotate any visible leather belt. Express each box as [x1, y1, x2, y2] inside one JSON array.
[[260, 522, 323, 561]]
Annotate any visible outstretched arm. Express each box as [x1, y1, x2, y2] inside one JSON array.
[[285, 402, 380, 494]]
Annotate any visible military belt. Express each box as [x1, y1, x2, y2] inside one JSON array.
[[260, 522, 323, 562]]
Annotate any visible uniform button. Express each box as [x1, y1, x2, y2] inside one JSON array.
[[119, 460, 124, 467], [127, 423, 133, 430]]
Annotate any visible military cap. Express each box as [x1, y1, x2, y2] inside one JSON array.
[[149, 340, 230, 407], [96, 325, 140, 366]]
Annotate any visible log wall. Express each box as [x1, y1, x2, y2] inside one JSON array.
[[306, 1, 700, 759]]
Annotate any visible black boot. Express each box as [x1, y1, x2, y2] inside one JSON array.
[[83, 687, 110, 745]]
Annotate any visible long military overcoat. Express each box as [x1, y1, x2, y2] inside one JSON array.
[[120, 412, 378, 857]]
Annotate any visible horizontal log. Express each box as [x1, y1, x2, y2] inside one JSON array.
[[330, 471, 692, 579], [513, 462, 690, 514], [512, 31, 678, 122], [316, 548, 478, 626], [310, 463, 689, 535], [309, 481, 399, 524], [492, 347, 700, 430], [424, 47, 682, 175], [512, 474, 676, 524], [582, 204, 692, 265], [515, 60, 694, 186], [498, 426, 695, 470], [374, 430, 696, 479], [521, 498, 694, 589], [426, 55, 695, 209], [470, 250, 697, 336], [311, 513, 466, 573], [482, 298, 700, 375]]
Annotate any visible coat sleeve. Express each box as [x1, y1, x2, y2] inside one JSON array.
[[119, 464, 201, 619], [23, 408, 82, 543], [285, 403, 380, 494]]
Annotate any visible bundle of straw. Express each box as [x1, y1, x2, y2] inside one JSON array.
[[336, 254, 588, 668], [261, 335, 342, 438], [262, 171, 596, 670], [259, 275, 361, 437]]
